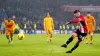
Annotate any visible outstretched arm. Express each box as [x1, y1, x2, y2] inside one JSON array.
[[66, 18, 83, 25]]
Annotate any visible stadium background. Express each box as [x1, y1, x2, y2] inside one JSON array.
[[0, 0, 100, 33], [0, 0, 100, 56]]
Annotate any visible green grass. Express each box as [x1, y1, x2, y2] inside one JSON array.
[[0, 34, 100, 56]]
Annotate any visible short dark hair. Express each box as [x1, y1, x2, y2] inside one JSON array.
[[46, 12, 51, 16], [74, 10, 80, 13], [87, 12, 91, 14]]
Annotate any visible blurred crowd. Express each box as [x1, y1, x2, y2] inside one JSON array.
[[0, 0, 100, 34]]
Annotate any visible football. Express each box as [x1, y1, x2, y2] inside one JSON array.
[[18, 34, 25, 40]]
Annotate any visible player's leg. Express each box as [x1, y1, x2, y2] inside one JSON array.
[[61, 32, 78, 48], [85, 31, 90, 44], [10, 31, 14, 44], [0, 30, 3, 34], [46, 33, 49, 42], [45, 28, 49, 42], [1, 30, 3, 34], [49, 28, 53, 42], [66, 33, 87, 53], [66, 40, 81, 53], [50, 34, 52, 42], [89, 25, 94, 44], [85, 34, 88, 44], [90, 31, 93, 44], [0, 30, 1, 34], [85, 26, 90, 44], [6, 30, 11, 43]]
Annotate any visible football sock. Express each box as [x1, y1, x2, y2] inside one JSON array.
[[71, 42, 79, 52], [10, 34, 13, 41], [66, 37, 73, 45], [90, 36, 93, 43], [85, 35, 88, 43], [6, 35, 11, 41], [50, 34, 52, 38]]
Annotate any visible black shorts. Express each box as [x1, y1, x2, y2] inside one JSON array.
[[75, 29, 87, 41]]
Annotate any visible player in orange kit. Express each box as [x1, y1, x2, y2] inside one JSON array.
[[44, 12, 54, 42], [4, 17, 16, 44], [85, 12, 96, 44]]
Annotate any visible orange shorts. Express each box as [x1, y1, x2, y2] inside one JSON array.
[[5, 30, 14, 35], [45, 28, 53, 34]]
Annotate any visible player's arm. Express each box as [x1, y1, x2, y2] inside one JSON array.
[[12, 20, 16, 30], [43, 18, 46, 29], [66, 18, 81, 24], [51, 18, 54, 29], [92, 17, 96, 30]]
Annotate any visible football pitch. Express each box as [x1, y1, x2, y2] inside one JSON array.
[[0, 34, 100, 56]]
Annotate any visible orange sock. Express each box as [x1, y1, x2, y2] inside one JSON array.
[[50, 34, 52, 42], [90, 36, 93, 43], [85, 35, 88, 43]]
